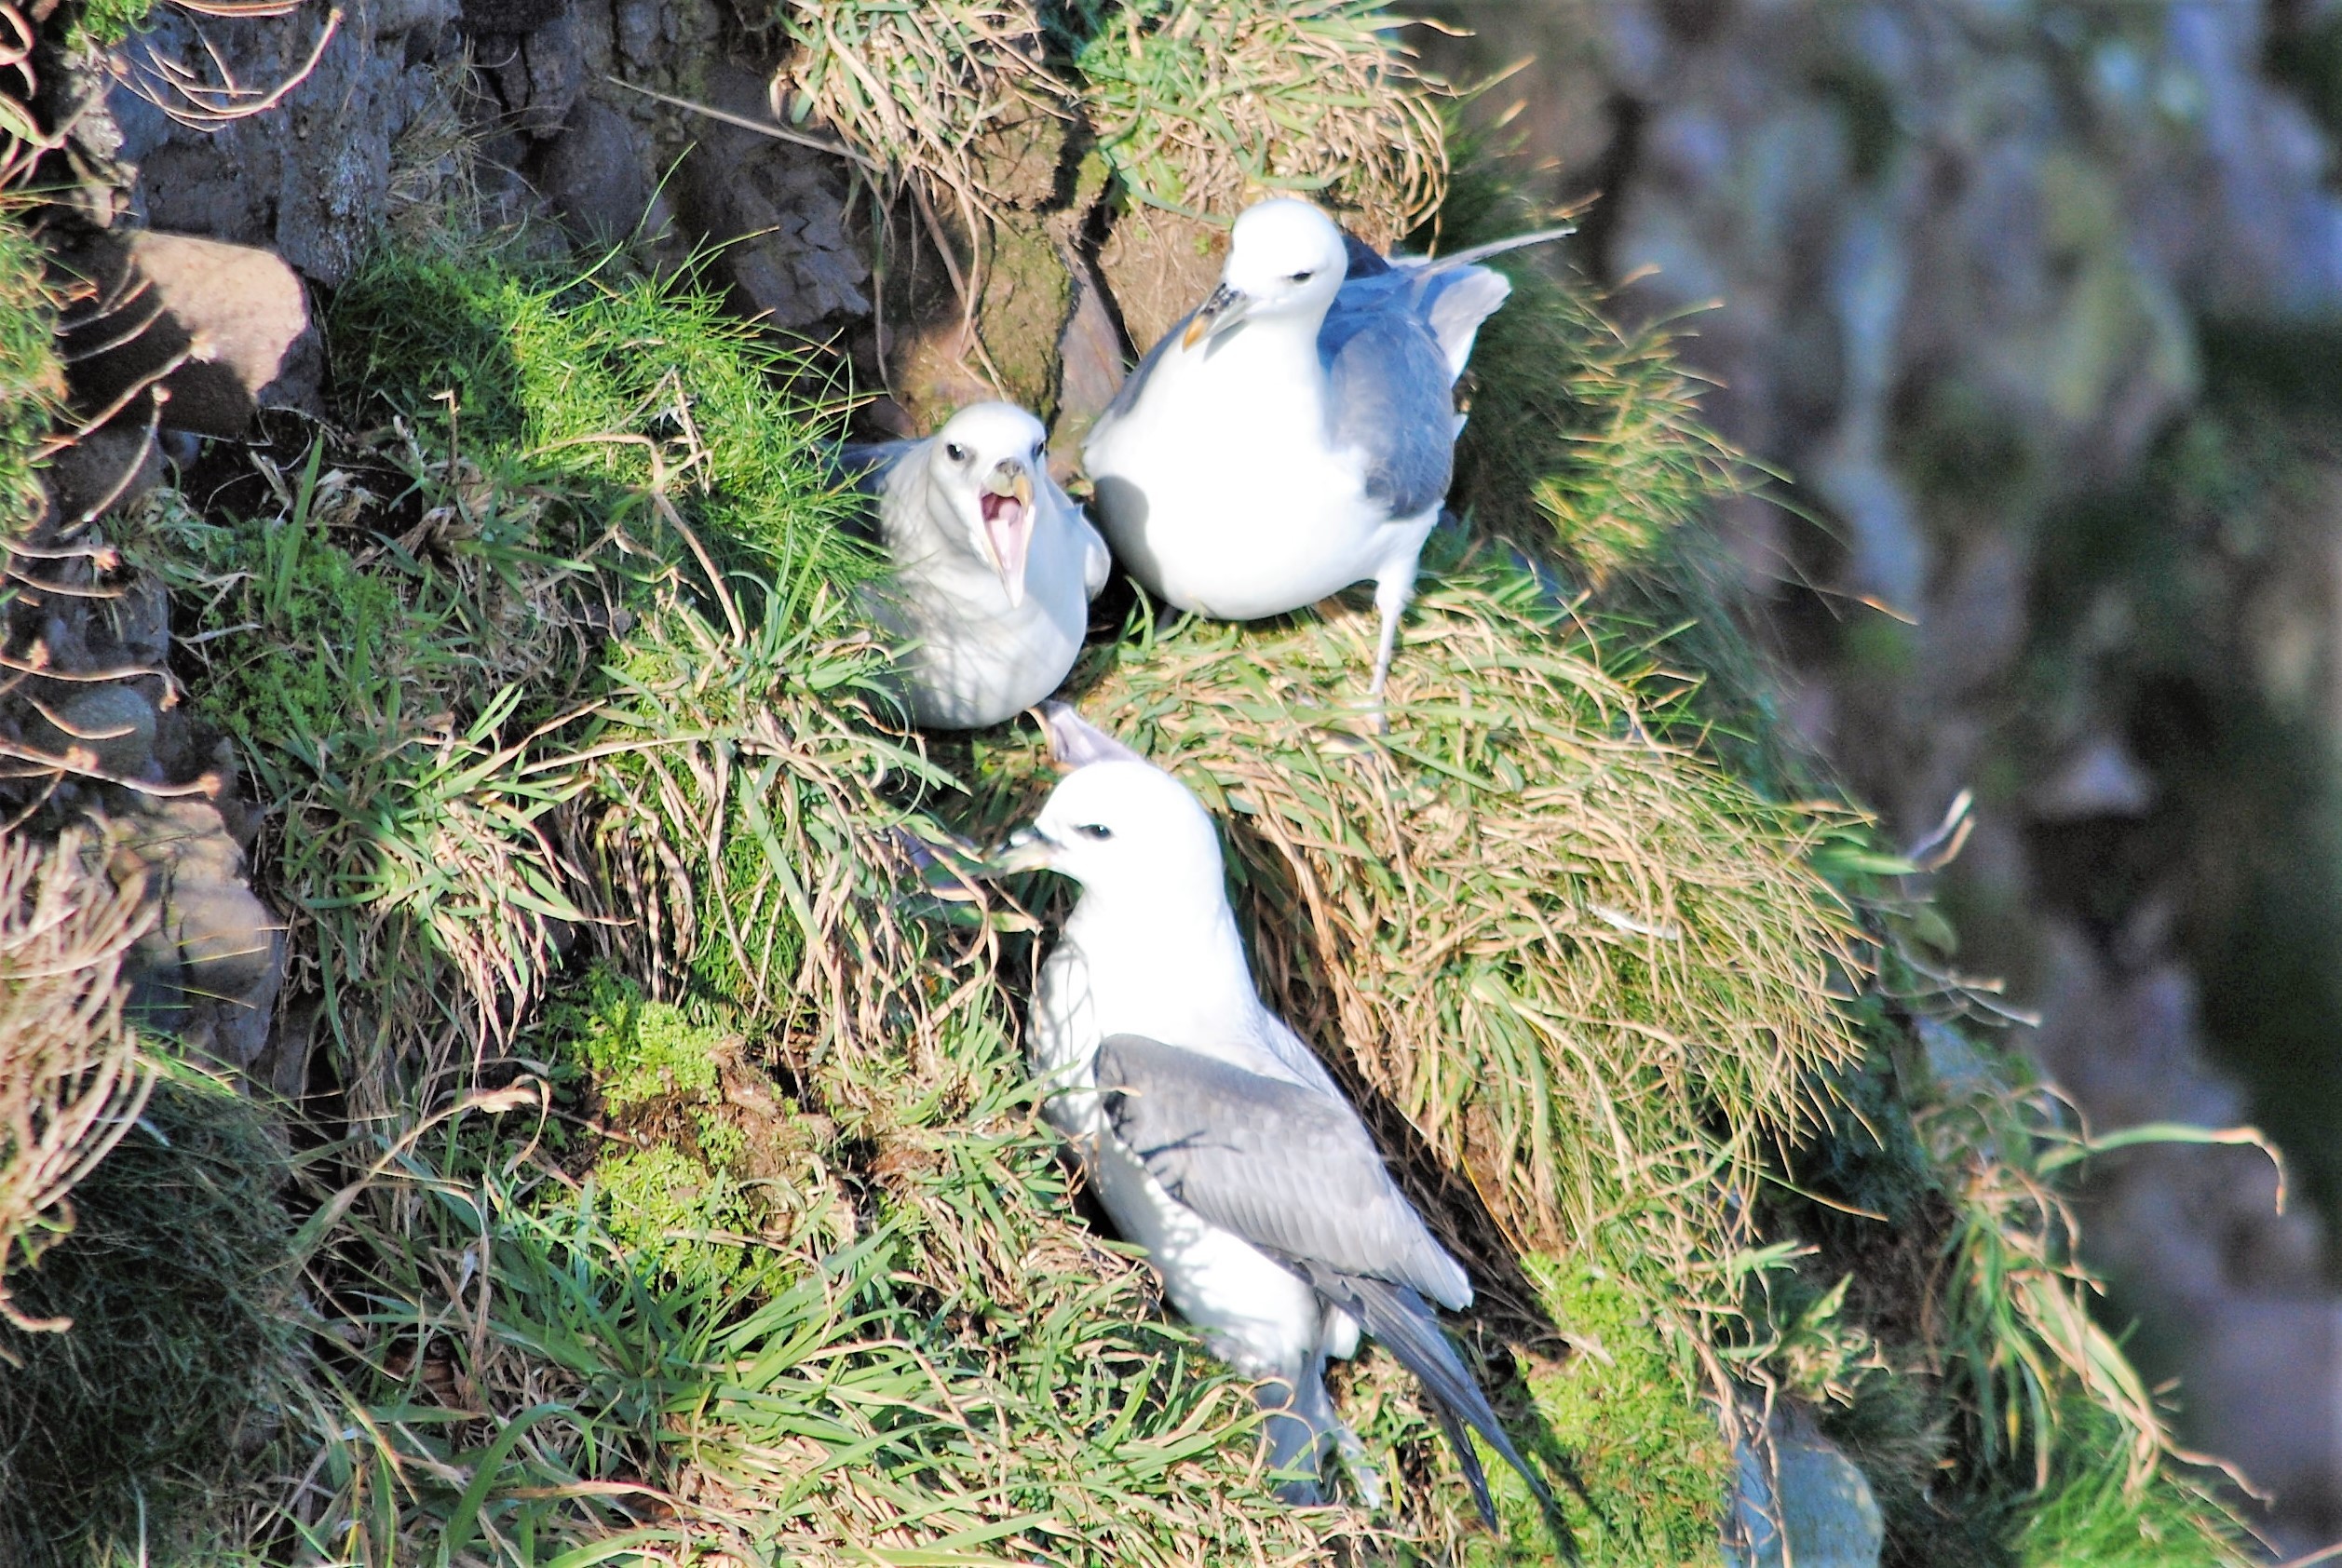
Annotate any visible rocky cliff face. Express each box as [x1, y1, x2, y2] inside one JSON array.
[[1427, 0, 2342, 1547]]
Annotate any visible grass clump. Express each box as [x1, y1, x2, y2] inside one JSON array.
[[767, 0, 1069, 208], [1071, 0, 1446, 243], [0, 833, 151, 1318], [2013, 1404, 2246, 1567], [0, 1068, 293, 1566], [0, 211, 61, 535]]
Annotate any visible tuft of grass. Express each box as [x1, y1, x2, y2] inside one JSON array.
[[2013, 1402, 2249, 1567], [0, 210, 61, 537], [0, 1067, 294, 1566], [766, 0, 1070, 208], [1071, 0, 1447, 244], [0, 831, 153, 1324], [69, 0, 156, 47]]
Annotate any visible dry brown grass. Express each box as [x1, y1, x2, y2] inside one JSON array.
[[0, 831, 153, 1335], [1074, 0, 1448, 246], [770, 0, 1071, 210]]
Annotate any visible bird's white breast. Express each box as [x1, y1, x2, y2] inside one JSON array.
[[1086, 330, 1407, 620], [884, 504, 1090, 730]]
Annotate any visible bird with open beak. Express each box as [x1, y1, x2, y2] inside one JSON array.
[[844, 401, 1110, 731]]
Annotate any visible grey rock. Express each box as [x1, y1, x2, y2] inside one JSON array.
[[26, 685, 158, 778], [106, 797, 285, 1074], [2030, 733, 2156, 821], [59, 231, 320, 438], [1725, 1417, 1884, 1568], [94, 3, 425, 284], [480, 7, 584, 139], [672, 64, 872, 331], [539, 95, 660, 243], [1052, 258, 1126, 463], [43, 425, 164, 526], [459, 0, 567, 34]]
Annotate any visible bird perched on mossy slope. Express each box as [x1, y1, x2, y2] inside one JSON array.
[[989, 703, 1558, 1526], [1081, 197, 1570, 712], [845, 402, 1109, 730]]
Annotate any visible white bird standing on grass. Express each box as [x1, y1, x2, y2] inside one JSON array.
[[846, 402, 1110, 731], [1081, 198, 1571, 711], [989, 702, 1558, 1526]]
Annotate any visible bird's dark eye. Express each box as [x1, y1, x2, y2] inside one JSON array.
[[1074, 822, 1114, 842], [944, 442, 968, 463], [1288, 269, 1315, 283]]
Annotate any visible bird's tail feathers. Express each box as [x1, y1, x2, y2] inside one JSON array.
[[1300, 1264, 1562, 1533], [1417, 223, 1577, 274]]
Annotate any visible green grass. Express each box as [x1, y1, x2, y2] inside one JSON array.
[[69, 0, 156, 47], [0, 1068, 295, 1567], [36, 112, 2262, 1568], [1070, 0, 1445, 243], [0, 210, 60, 539]]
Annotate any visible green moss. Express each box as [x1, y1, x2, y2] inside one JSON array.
[[70, 0, 156, 46], [1515, 1253, 1732, 1566], [550, 967, 727, 1110], [591, 1144, 758, 1292]]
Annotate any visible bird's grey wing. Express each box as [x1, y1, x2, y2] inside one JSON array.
[[1319, 300, 1457, 520], [837, 438, 922, 493], [1093, 1034, 1469, 1308], [1093, 304, 1200, 430], [1045, 475, 1113, 600], [1371, 223, 1574, 377]]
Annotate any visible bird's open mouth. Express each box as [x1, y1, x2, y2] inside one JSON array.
[[980, 491, 1025, 533], [978, 472, 1035, 604]]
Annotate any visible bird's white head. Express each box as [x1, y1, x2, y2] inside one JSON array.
[[924, 401, 1047, 606], [989, 705, 1229, 910], [1181, 197, 1349, 350]]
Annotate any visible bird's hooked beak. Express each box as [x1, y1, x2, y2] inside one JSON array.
[[1181, 282, 1252, 349], [979, 459, 1035, 606], [985, 824, 1057, 875]]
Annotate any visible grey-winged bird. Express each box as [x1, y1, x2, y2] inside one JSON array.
[[990, 702, 1557, 1525], [1081, 198, 1570, 712], [846, 402, 1110, 730]]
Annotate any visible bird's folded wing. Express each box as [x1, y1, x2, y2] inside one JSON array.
[[1048, 478, 1113, 599], [1094, 1034, 1469, 1308], [836, 439, 920, 491], [1319, 305, 1457, 519], [1094, 305, 1199, 427]]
